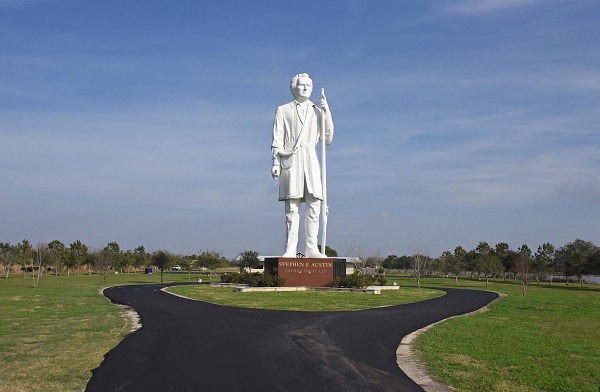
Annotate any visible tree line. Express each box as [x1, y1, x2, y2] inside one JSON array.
[[380, 239, 600, 290], [3, 238, 599, 290], [0, 239, 234, 285]]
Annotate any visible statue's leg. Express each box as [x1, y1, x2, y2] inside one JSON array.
[[304, 193, 326, 258], [283, 199, 300, 257]]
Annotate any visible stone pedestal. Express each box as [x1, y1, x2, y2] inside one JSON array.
[[264, 257, 346, 287]]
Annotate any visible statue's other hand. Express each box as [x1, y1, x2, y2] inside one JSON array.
[[272, 166, 280, 179]]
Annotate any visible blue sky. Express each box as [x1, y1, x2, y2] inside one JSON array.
[[1, 0, 599, 258]]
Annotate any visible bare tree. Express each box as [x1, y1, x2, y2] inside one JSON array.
[[93, 247, 114, 285], [345, 242, 370, 274], [32, 242, 49, 287], [411, 250, 431, 289], [515, 251, 533, 296], [366, 251, 384, 270]]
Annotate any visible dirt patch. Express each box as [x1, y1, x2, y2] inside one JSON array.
[[100, 287, 142, 333]]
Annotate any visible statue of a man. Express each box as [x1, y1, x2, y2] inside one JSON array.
[[271, 73, 334, 258]]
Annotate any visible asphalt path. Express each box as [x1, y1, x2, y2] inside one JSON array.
[[86, 284, 498, 392]]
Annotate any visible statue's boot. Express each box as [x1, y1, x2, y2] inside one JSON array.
[[283, 200, 300, 257], [305, 211, 327, 258]]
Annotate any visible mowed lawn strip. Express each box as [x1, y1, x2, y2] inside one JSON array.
[[409, 278, 600, 392], [167, 285, 444, 311]]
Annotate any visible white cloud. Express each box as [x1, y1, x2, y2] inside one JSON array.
[[447, 0, 545, 15]]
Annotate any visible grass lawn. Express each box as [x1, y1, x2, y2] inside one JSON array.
[[0, 271, 216, 392], [404, 277, 600, 392], [167, 284, 443, 311]]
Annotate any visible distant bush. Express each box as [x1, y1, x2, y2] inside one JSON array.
[[220, 272, 285, 287]]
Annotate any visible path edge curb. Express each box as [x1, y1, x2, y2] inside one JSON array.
[[396, 290, 506, 392]]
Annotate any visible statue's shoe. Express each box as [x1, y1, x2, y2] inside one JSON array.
[[305, 249, 327, 258]]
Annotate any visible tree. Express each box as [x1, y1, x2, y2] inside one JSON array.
[[237, 250, 261, 273], [555, 239, 599, 286], [534, 242, 555, 283], [32, 242, 50, 287], [106, 242, 125, 272], [440, 250, 463, 284], [382, 254, 411, 270], [48, 240, 67, 276], [474, 242, 503, 287], [133, 246, 149, 272], [69, 240, 89, 275], [63, 250, 78, 276], [410, 252, 431, 289], [464, 249, 478, 278], [0, 242, 17, 279], [84, 252, 95, 275], [16, 240, 33, 277], [179, 255, 196, 280], [365, 252, 384, 270], [382, 255, 398, 269], [430, 255, 445, 277], [495, 242, 516, 280], [436, 251, 447, 275], [93, 247, 113, 285], [453, 246, 467, 279], [494, 242, 510, 254], [171, 253, 185, 273], [152, 250, 174, 283], [587, 249, 600, 276], [122, 250, 135, 273], [196, 250, 227, 270], [345, 242, 370, 273], [516, 245, 533, 295], [318, 245, 338, 257], [518, 244, 532, 258]]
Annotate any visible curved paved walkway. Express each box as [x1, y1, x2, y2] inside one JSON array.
[[86, 284, 497, 392]]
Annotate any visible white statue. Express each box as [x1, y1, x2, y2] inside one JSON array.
[[271, 73, 334, 258]]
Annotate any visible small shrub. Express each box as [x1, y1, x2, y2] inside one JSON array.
[[220, 273, 237, 284], [330, 277, 344, 287], [375, 274, 387, 286]]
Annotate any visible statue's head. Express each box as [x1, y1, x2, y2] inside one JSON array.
[[290, 73, 313, 102]]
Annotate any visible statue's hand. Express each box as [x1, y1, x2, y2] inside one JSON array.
[[320, 94, 329, 113], [272, 165, 280, 179]]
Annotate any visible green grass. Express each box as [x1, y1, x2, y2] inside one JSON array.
[[0, 271, 218, 392], [405, 277, 600, 392], [167, 285, 444, 311]]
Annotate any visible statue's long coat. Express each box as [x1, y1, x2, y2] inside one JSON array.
[[271, 100, 334, 201]]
